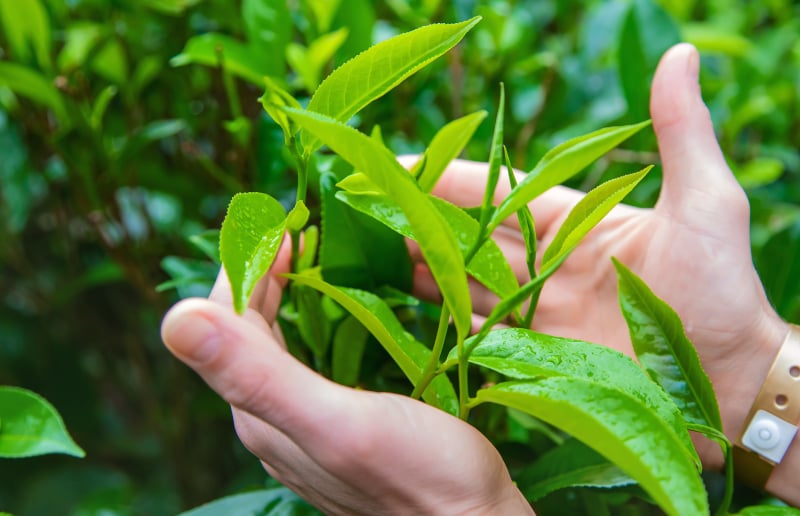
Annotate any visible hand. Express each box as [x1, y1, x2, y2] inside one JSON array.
[[160, 243, 532, 515], [415, 43, 793, 500]]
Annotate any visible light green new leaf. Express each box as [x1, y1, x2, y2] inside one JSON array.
[[287, 272, 458, 415], [219, 193, 287, 314], [0, 63, 67, 125], [518, 438, 634, 501], [417, 110, 487, 193], [285, 109, 471, 340], [613, 258, 723, 430], [488, 120, 651, 233], [455, 328, 697, 460], [476, 379, 708, 516], [504, 146, 536, 281], [287, 28, 349, 92], [0, 386, 85, 458], [541, 167, 651, 272], [259, 76, 302, 145], [335, 180, 518, 299], [479, 84, 505, 231], [0, 0, 52, 70], [302, 17, 481, 154], [171, 33, 266, 85]]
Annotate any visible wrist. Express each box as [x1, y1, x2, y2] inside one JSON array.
[[695, 313, 789, 470]]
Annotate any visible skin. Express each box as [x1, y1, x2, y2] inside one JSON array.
[[161, 43, 798, 513]]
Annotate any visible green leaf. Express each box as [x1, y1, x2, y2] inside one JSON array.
[[416, 111, 487, 193], [756, 219, 800, 321], [618, 7, 649, 123], [734, 506, 800, 516], [455, 327, 696, 458], [518, 438, 634, 501], [504, 146, 536, 281], [259, 76, 302, 145], [219, 193, 287, 314], [286, 200, 310, 231], [171, 33, 266, 85], [242, 0, 290, 76], [188, 230, 221, 264], [158, 256, 218, 299], [0, 386, 85, 458], [298, 226, 319, 272], [285, 109, 471, 341], [142, 0, 202, 15], [295, 286, 331, 359], [0, 0, 52, 70], [179, 486, 321, 516], [320, 172, 413, 291], [0, 62, 67, 125], [287, 28, 349, 92], [541, 167, 651, 272], [305, 0, 344, 34], [332, 315, 369, 386], [479, 83, 506, 231], [335, 180, 518, 299], [302, 17, 481, 154], [613, 258, 723, 430], [475, 379, 708, 516], [287, 271, 458, 415], [488, 120, 651, 233]]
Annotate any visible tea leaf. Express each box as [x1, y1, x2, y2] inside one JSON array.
[[488, 120, 651, 233], [475, 378, 708, 516], [287, 28, 349, 92], [0, 386, 85, 458], [320, 172, 413, 291], [504, 146, 537, 281], [518, 438, 634, 501], [284, 109, 471, 340], [259, 77, 302, 145], [416, 110, 487, 193], [0, 62, 67, 125], [219, 193, 287, 314], [287, 272, 458, 415], [613, 258, 723, 430], [0, 0, 52, 70], [456, 327, 697, 460], [242, 0, 290, 76], [332, 315, 369, 386], [479, 83, 505, 231], [302, 17, 481, 154], [171, 33, 266, 85], [541, 167, 651, 273], [335, 183, 518, 299], [179, 486, 320, 516]]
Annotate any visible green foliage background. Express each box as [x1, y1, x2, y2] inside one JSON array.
[[0, 0, 798, 513]]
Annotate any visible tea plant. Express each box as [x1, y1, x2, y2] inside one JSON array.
[[213, 18, 735, 516]]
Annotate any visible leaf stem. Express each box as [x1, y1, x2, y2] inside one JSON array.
[[411, 305, 451, 400]]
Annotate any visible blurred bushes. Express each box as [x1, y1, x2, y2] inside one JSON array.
[[0, 0, 797, 513]]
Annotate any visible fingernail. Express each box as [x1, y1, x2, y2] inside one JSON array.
[[162, 301, 221, 364]]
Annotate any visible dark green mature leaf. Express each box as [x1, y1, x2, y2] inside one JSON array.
[[179, 486, 321, 516], [0, 387, 84, 458], [756, 219, 800, 321], [0, 63, 67, 125], [284, 109, 471, 341], [320, 172, 413, 291], [735, 506, 800, 516], [618, 8, 648, 124], [332, 315, 369, 386], [171, 34, 266, 85], [541, 167, 651, 272], [335, 180, 518, 299], [488, 121, 650, 233], [416, 110, 487, 193], [614, 258, 723, 430], [242, 0, 290, 77], [219, 193, 287, 314], [287, 272, 458, 415], [518, 438, 634, 501], [302, 17, 481, 153], [504, 147, 536, 281], [142, 0, 202, 15], [476, 379, 708, 516], [453, 328, 696, 459]]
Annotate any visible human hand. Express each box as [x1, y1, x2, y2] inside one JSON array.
[[413, 43, 790, 492], [160, 244, 532, 515]]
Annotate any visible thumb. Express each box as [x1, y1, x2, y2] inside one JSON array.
[[650, 43, 749, 234], [161, 298, 344, 441]]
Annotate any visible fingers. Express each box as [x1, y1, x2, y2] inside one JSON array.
[[650, 43, 750, 235], [161, 298, 346, 443]]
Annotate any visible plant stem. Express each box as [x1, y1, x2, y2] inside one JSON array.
[[714, 443, 734, 516], [411, 305, 450, 399], [457, 339, 470, 420]]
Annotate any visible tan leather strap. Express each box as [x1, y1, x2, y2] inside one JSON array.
[[734, 324, 800, 489]]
